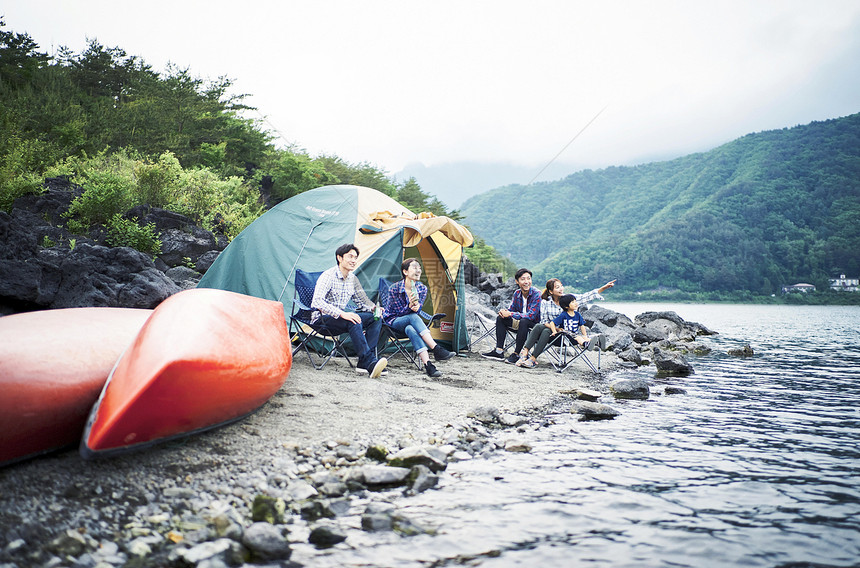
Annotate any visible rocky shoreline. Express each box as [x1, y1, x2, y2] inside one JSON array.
[[0, 308, 716, 568], [1, 180, 724, 567]]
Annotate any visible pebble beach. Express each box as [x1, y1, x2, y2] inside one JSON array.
[[0, 344, 619, 568]]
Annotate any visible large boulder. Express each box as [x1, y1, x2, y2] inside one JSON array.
[[610, 378, 651, 400], [48, 243, 180, 309], [582, 305, 635, 330], [652, 347, 694, 375]]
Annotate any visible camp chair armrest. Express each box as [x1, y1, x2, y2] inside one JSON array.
[[424, 312, 446, 328]]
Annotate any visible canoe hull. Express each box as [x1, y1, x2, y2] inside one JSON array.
[[0, 308, 153, 466], [81, 288, 292, 458]]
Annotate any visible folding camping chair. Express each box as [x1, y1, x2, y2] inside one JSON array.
[[467, 311, 518, 354], [377, 277, 445, 369], [289, 269, 354, 370], [544, 331, 600, 373]]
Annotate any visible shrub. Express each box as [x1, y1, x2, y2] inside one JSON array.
[[0, 171, 42, 211], [135, 151, 182, 208], [65, 170, 135, 226], [105, 214, 162, 255]]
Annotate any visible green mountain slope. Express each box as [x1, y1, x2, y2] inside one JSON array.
[[460, 113, 860, 296]]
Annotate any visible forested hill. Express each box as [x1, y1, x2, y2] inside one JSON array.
[[460, 113, 860, 298]]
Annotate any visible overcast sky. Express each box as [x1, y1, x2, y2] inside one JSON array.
[[5, 1, 860, 182]]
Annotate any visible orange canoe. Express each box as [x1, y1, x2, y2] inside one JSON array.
[[0, 307, 153, 467], [81, 288, 292, 458]]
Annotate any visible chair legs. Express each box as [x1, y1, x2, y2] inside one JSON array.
[[291, 327, 353, 371], [379, 325, 421, 370], [468, 313, 517, 353], [546, 334, 600, 373]]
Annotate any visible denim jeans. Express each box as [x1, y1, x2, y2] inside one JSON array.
[[316, 311, 382, 369], [389, 312, 430, 354]]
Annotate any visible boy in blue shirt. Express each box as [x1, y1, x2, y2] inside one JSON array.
[[549, 294, 606, 351]]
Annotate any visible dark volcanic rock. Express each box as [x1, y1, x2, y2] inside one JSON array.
[[1, 178, 229, 313]]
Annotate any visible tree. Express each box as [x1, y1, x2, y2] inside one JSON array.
[[0, 19, 50, 88]]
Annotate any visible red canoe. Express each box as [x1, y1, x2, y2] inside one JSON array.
[[81, 288, 292, 458], [0, 307, 153, 467]]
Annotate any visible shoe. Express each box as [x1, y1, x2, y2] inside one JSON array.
[[481, 349, 505, 361], [504, 353, 519, 365], [425, 361, 442, 378], [520, 358, 537, 369], [432, 344, 455, 361], [369, 357, 388, 379]]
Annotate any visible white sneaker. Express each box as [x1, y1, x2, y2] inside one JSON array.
[[370, 357, 388, 379], [356, 366, 388, 376]]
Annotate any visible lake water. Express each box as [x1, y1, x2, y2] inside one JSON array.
[[297, 304, 860, 567]]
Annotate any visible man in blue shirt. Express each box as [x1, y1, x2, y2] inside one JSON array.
[[482, 268, 541, 364]]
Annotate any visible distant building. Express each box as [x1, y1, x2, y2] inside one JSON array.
[[781, 283, 816, 294], [829, 274, 859, 292]]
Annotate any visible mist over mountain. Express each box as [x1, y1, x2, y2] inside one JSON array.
[[459, 113, 860, 298], [394, 161, 579, 209]]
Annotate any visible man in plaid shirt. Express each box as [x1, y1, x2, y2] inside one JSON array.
[[311, 243, 387, 378]]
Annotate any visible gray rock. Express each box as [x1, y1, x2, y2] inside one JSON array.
[[157, 226, 220, 268], [664, 386, 688, 395], [319, 482, 348, 497], [618, 347, 643, 365], [574, 388, 601, 401], [608, 330, 634, 351], [582, 305, 635, 329], [361, 513, 393, 532], [308, 524, 347, 548], [468, 406, 500, 424], [635, 311, 687, 327], [610, 379, 651, 400], [728, 344, 755, 357], [387, 446, 447, 472], [570, 401, 621, 421], [504, 439, 532, 452], [195, 250, 221, 273], [241, 522, 291, 561], [296, 499, 337, 521], [364, 502, 396, 515], [406, 465, 439, 495], [176, 538, 243, 566], [48, 529, 87, 557], [164, 265, 202, 289], [287, 480, 318, 501], [350, 465, 412, 486], [498, 413, 528, 427], [653, 348, 694, 375], [632, 321, 671, 344], [335, 445, 363, 461], [392, 514, 434, 536]]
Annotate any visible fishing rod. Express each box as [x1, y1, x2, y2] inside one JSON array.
[[527, 105, 608, 186]]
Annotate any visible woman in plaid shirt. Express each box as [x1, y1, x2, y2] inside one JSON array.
[[384, 259, 454, 377], [515, 278, 615, 368]]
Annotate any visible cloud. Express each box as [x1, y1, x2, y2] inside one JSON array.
[[4, 0, 860, 175]]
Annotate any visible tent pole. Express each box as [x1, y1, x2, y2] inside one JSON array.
[[277, 221, 322, 303]]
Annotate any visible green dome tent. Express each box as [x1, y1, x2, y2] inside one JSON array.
[[197, 185, 474, 351]]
